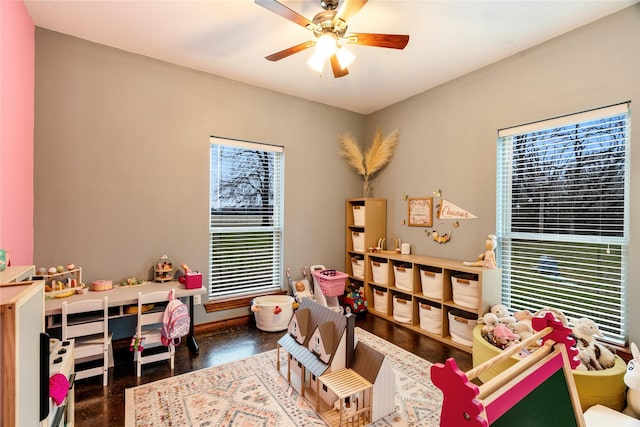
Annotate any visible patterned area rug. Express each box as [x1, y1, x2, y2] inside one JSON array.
[[125, 328, 443, 426]]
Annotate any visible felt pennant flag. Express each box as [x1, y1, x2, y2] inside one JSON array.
[[438, 199, 478, 219]]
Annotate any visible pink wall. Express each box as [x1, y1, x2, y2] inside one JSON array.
[[0, 1, 34, 266]]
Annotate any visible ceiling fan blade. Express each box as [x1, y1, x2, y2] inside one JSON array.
[[334, 0, 367, 24], [255, 0, 314, 29], [330, 54, 349, 78], [265, 41, 315, 61], [346, 33, 409, 49]]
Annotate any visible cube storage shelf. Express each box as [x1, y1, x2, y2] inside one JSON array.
[[345, 198, 387, 292], [363, 251, 501, 353]]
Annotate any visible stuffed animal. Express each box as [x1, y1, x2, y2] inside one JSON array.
[[478, 312, 500, 337], [623, 342, 640, 419], [463, 234, 498, 269], [534, 306, 569, 326], [510, 321, 534, 341], [493, 323, 519, 349], [571, 317, 616, 370], [490, 304, 516, 325], [513, 309, 534, 322], [572, 317, 602, 344]]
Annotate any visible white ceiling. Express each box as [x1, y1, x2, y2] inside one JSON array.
[[24, 0, 637, 114]]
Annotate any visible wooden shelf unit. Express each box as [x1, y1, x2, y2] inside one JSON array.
[[363, 251, 502, 353], [345, 198, 386, 289]]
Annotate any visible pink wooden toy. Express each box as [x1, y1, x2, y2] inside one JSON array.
[[432, 312, 581, 426]]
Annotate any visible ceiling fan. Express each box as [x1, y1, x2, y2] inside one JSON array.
[[255, 0, 410, 78]]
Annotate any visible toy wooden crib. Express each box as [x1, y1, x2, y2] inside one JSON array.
[[431, 312, 640, 427]]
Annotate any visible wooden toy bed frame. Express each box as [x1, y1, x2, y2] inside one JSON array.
[[432, 312, 585, 427]]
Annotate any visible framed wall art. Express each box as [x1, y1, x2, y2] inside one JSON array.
[[408, 197, 433, 227]]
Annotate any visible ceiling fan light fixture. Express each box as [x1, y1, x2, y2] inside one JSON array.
[[307, 51, 326, 73], [256, 0, 409, 78], [316, 33, 337, 58], [336, 46, 355, 69]]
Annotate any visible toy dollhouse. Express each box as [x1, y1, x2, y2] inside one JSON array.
[[276, 298, 395, 425]]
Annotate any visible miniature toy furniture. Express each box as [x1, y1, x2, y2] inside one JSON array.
[[62, 296, 113, 386], [471, 324, 627, 411], [318, 369, 372, 426], [48, 337, 76, 426], [134, 290, 175, 377]]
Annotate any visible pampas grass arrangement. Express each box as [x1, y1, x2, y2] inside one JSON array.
[[338, 127, 399, 197]]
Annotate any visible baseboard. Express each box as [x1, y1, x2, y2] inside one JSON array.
[[112, 315, 253, 349], [194, 315, 252, 334]]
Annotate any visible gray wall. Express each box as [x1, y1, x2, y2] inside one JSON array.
[[34, 29, 363, 324], [366, 5, 640, 344], [34, 5, 640, 344]]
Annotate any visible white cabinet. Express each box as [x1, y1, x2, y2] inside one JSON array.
[[1, 266, 75, 426], [1, 268, 45, 426], [0, 264, 35, 283]]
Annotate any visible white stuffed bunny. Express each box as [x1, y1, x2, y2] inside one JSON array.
[[623, 343, 640, 419]]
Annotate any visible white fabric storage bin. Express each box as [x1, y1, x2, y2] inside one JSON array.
[[371, 259, 389, 285], [393, 295, 412, 324], [352, 205, 365, 226], [372, 287, 388, 314], [451, 274, 480, 309], [420, 268, 443, 299], [448, 309, 477, 347], [393, 265, 413, 291], [351, 257, 365, 278], [419, 302, 442, 334], [351, 231, 364, 252]]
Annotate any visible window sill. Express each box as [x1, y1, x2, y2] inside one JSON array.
[[203, 289, 288, 313]]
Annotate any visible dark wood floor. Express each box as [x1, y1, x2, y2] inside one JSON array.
[[72, 314, 472, 426]]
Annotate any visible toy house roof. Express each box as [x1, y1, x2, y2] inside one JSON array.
[[350, 341, 385, 384], [279, 334, 330, 377], [292, 308, 310, 343], [314, 321, 335, 355], [278, 298, 348, 377]]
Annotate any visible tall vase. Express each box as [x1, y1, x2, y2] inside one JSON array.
[[363, 177, 372, 198]]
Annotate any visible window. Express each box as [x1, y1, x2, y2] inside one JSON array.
[[209, 137, 284, 299], [497, 103, 630, 344]]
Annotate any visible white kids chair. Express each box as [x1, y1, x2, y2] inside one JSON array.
[[62, 296, 112, 386], [133, 290, 175, 377]]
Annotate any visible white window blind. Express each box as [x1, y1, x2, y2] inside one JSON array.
[[496, 103, 630, 344], [209, 137, 284, 299]]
